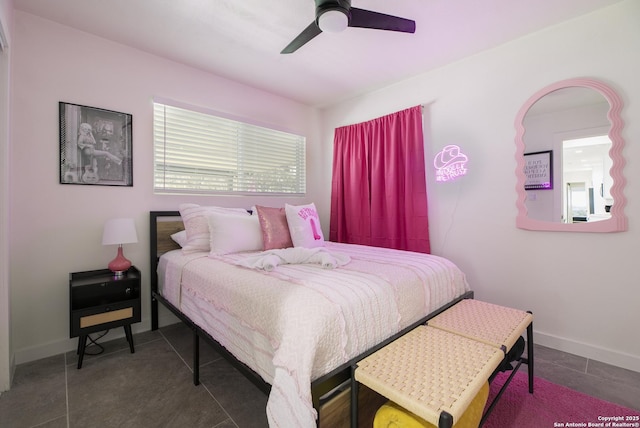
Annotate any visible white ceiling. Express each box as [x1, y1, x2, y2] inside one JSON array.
[[14, 0, 623, 108]]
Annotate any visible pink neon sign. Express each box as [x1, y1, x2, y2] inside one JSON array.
[[434, 145, 468, 182]]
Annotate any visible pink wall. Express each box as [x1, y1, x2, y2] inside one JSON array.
[[8, 1, 640, 375], [9, 11, 322, 363]]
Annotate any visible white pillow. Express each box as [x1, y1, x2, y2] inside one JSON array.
[[170, 230, 187, 247], [179, 203, 250, 254], [207, 212, 264, 256], [285, 202, 325, 248]]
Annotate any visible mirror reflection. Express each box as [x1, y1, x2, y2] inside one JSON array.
[[523, 87, 611, 223], [515, 78, 626, 232], [563, 135, 612, 223]]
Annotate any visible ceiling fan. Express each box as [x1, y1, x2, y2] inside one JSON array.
[[281, 0, 416, 54]]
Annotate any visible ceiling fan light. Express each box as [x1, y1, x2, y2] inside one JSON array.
[[318, 10, 348, 33]]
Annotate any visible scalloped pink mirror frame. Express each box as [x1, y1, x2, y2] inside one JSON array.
[[515, 78, 626, 232]]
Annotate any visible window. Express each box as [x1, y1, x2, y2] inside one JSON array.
[[153, 101, 306, 195]]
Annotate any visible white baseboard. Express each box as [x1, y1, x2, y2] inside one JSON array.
[[13, 315, 179, 365], [535, 330, 640, 373], [15, 317, 640, 375]]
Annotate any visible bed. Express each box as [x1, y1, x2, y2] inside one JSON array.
[[149, 209, 472, 427]]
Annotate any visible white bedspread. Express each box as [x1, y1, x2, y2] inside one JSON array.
[[158, 242, 470, 427]]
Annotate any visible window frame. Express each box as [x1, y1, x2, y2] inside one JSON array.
[[153, 98, 306, 196]]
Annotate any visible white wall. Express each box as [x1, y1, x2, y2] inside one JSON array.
[[0, 0, 14, 392], [9, 11, 322, 363], [321, 0, 640, 372], [9, 1, 640, 374]]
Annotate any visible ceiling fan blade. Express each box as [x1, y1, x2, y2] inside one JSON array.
[[349, 7, 416, 33], [281, 21, 323, 54]]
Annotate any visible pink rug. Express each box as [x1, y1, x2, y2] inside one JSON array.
[[482, 371, 640, 428]]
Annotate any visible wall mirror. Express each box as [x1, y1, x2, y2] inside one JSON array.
[[515, 78, 627, 232]]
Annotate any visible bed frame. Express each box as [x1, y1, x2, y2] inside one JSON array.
[[149, 210, 474, 427]]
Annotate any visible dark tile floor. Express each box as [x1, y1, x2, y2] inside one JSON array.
[[1, 323, 639, 427]]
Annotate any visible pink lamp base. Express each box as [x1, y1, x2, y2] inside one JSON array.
[[108, 246, 131, 276]]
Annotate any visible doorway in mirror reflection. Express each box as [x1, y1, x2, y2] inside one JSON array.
[[562, 134, 612, 223]]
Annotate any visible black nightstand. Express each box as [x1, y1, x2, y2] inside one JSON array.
[[69, 266, 141, 369]]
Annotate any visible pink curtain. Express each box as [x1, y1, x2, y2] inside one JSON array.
[[329, 106, 430, 253]]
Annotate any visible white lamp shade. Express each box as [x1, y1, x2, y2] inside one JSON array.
[[102, 218, 138, 246], [318, 10, 349, 33]]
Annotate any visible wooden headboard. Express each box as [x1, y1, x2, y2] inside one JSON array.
[[156, 219, 184, 255], [150, 211, 183, 256]]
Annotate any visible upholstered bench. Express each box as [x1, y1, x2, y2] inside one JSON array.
[[427, 299, 534, 425], [352, 299, 534, 428]]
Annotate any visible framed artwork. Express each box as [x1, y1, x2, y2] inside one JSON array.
[[59, 102, 133, 186], [524, 150, 553, 190]]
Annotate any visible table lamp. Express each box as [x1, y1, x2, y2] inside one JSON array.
[[102, 218, 138, 277]]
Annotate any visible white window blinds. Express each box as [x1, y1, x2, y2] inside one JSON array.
[[153, 101, 306, 195]]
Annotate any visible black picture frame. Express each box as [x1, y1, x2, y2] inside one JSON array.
[[59, 102, 133, 186], [524, 150, 553, 190]]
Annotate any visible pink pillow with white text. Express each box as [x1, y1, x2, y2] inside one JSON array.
[[285, 203, 325, 248], [179, 203, 250, 254], [256, 205, 293, 250]]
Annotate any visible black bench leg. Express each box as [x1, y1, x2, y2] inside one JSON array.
[[439, 411, 453, 428], [526, 315, 534, 394], [351, 365, 358, 428]]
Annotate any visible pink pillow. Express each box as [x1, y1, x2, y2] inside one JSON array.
[[256, 205, 293, 250]]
